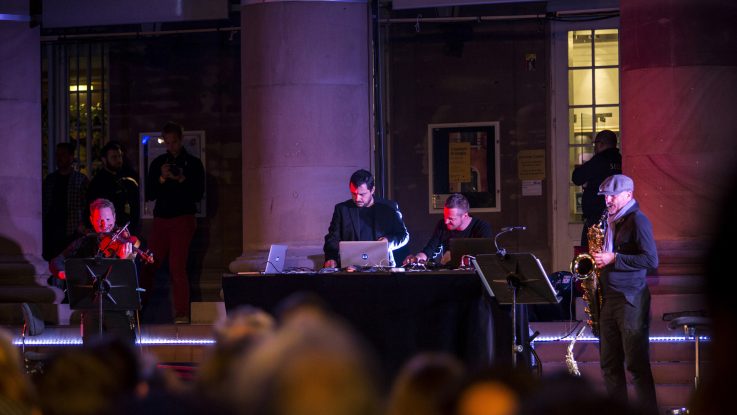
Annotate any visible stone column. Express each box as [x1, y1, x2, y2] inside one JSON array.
[[620, 0, 737, 243], [0, 20, 48, 284], [230, 0, 371, 272]]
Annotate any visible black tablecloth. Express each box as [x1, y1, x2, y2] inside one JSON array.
[[221, 271, 517, 379]]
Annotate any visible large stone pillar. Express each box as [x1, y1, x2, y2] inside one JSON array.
[[0, 19, 47, 284], [620, 0, 737, 243], [230, 0, 371, 272]]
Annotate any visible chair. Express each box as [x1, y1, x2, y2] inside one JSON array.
[[20, 302, 48, 374], [663, 310, 711, 389]]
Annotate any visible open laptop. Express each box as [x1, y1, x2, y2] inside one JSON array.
[[264, 244, 288, 274], [448, 237, 496, 268], [339, 240, 390, 268]]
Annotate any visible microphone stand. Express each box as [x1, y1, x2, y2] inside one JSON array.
[[493, 225, 527, 367]]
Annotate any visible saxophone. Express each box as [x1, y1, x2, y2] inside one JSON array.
[[565, 324, 587, 376], [570, 210, 608, 338]]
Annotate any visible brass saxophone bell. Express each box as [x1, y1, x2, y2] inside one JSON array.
[[571, 253, 597, 280]]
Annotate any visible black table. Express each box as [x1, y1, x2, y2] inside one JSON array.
[[221, 271, 517, 379]]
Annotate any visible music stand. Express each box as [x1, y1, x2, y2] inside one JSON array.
[[472, 253, 561, 367], [65, 258, 141, 337]]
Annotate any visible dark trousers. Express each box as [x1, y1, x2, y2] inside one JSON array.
[[141, 215, 196, 318], [599, 291, 658, 413]]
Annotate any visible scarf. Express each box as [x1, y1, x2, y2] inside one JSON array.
[[603, 198, 636, 253]]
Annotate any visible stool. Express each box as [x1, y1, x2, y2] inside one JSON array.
[[667, 315, 711, 389], [20, 303, 48, 375]]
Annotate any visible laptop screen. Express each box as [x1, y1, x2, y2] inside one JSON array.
[[264, 244, 288, 273], [339, 240, 390, 268]]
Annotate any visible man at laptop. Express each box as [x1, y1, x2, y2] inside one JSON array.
[[324, 169, 409, 268], [403, 193, 492, 266]]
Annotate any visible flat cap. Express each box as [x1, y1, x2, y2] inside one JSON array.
[[598, 174, 634, 195]]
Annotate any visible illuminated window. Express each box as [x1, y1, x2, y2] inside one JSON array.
[[43, 43, 109, 178], [567, 29, 619, 221]]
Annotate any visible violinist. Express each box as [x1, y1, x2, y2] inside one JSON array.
[[49, 198, 142, 345]]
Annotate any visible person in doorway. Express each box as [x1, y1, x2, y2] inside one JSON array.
[[572, 129, 622, 247]]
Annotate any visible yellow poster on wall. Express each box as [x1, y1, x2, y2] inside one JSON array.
[[448, 141, 471, 184], [517, 149, 545, 180]]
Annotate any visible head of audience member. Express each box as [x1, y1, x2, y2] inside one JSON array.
[[162, 121, 184, 157], [197, 306, 276, 410], [598, 174, 634, 216], [386, 352, 465, 415], [213, 305, 276, 348], [593, 129, 617, 154], [517, 372, 646, 415], [36, 337, 142, 415], [274, 291, 331, 326], [0, 328, 39, 413], [55, 142, 76, 172], [444, 193, 472, 231], [452, 367, 537, 415], [100, 141, 124, 173], [349, 169, 376, 208], [227, 308, 380, 415], [89, 198, 117, 233]]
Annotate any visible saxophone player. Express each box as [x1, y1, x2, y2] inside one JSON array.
[[592, 174, 659, 413]]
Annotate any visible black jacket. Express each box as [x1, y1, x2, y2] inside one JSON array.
[[572, 147, 622, 221], [421, 217, 493, 261], [323, 198, 409, 266], [601, 201, 658, 305], [145, 148, 205, 218]]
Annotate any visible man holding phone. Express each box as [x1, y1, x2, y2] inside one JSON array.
[[143, 121, 205, 324]]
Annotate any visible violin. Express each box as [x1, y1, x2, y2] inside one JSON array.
[[98, 226, 155, 264]]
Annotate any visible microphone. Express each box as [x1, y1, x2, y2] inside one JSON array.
[[501, 226, 527, 232]]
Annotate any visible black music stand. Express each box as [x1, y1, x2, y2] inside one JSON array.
[[65, 258, 141, 338], [472, 253, 561, 367]]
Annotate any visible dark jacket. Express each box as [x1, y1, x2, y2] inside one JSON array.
[[145, 148, 205, 218], [323, 198, 409, 266], [572, 147, 622, 221], [421, 217, 493, 261], [601, 201, 658, 305]]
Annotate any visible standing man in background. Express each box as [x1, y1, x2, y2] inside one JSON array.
[[42, 142, 89, 261], [572, 129, 621, 248], [87, 141, 141, 234], [142, 122, 205, 324]]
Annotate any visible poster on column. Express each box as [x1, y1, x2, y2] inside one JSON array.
[[138, 130, 207, 219]]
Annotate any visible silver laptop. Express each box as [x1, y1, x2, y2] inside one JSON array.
[[264, 244, 288, 273], [339, 240, 390, 268]]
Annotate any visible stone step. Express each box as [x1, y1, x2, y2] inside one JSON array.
[[0, 302, 73, 325], [191, 301, 226, 324], [0, 285, 64, 303], [541, 360, 707, 385], [648, 274, 704, 294], [570, 293, 708, 337], [533, 339, 710, 363]]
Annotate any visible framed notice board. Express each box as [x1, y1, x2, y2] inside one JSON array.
[[428, 122, 501, 213]]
